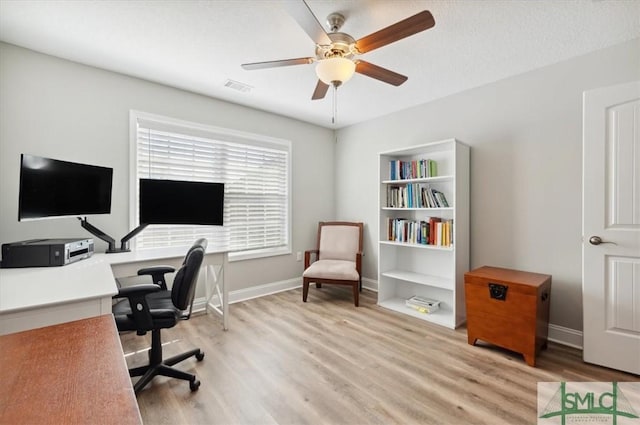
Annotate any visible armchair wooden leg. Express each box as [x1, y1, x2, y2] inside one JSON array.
[[303, 279, 310, 302], [352, 283, 359, 307]]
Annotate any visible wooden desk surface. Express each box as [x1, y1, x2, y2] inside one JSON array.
[[0, 315, 141, 425]]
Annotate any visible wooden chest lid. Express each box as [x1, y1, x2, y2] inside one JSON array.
[[464, 266, 551, 294]]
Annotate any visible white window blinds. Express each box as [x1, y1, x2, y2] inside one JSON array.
[[132, 112, 291, 258]]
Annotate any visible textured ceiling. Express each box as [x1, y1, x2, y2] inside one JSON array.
[[1, 0, 639, 129]]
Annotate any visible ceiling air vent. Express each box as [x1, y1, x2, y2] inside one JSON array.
[[224, 79, 253, 93]]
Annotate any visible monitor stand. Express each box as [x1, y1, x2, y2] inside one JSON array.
[[119, 223, 148, 252], [78, 217, 125, 253], [79, 217, 149, 253]]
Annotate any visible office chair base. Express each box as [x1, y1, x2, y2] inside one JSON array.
[[129, 329, 205, 393], [130, 361, 202, 393]]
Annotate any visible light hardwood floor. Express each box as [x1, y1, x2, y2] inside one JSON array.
[[120, 287, 637, 425]]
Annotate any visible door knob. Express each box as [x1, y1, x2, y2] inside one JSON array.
[[588, 236, 616, 245]]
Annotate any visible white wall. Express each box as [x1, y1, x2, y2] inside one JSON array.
[[0, 42, 335, 291], [335, 38, 640, 333], [3, 37, 639, 336]]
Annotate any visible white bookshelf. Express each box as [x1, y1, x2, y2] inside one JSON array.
[[377, 139, 469, 329]]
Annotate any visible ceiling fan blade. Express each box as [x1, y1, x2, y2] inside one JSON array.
[[311, 80, 330, 100], [241, 57, 314, 70], [284, 0, 332, 46], [355, 10, 435, 54], [355, 60, 408, 86]]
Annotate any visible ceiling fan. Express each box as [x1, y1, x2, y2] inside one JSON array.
[[241, 0, 435, 100]]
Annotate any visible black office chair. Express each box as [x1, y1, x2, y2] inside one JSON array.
[[112, 238, 207, 393]]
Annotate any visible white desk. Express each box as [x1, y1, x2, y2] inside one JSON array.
[[0, 247, 228, 335]]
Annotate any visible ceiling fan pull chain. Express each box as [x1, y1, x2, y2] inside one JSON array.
[[332, 83, 337, 125]]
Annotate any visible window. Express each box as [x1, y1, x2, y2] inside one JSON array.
[[130, 111, 291, 261]]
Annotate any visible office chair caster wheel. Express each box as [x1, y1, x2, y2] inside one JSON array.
[[196, 352, 205, 361], [190, 378, 200, 391]]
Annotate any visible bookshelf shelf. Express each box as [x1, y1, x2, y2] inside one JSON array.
[[381, 207, 454, 212], [378, 298, 454, 327], [378, 139, 469, 329], [380, 270, 454, 290], [381, 175, 454, 184], [379, 241, 454, 251]]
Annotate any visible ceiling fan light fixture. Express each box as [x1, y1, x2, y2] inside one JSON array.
[[315, 57, 356, 85]]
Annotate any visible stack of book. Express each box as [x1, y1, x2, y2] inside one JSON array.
[[386, 184, 449, 209], [405, 295, 440, 314], [387, 217, 453, 247], [389, 159, 438, 180]]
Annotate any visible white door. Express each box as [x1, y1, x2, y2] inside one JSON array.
[[583, 80, 640, 374]]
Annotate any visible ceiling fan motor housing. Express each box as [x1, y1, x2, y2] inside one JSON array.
[[316, 32, 357, 60]]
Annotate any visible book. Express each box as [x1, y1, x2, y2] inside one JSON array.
[[431, 189, 449, 208], [405, 295, 440, 313], [406, 295, 440, 306], [429, 160, 437, 177], [406, 303, 433, 314], [429, 217, 441, 245]]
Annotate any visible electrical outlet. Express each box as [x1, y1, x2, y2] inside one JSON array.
[[296, 252, 302, 262]]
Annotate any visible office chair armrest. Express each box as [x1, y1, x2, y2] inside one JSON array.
[[114, 283, 162, 299], [113, 283, 161, 331], [137, 266, 175, 290], [304, 250, 319, 268]]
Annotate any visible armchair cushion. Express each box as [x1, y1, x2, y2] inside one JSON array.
[[303, 259, 360, 281], [318, 225, 361, 262]]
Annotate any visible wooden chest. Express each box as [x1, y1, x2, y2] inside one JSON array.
[[464, 266, 551, 366]]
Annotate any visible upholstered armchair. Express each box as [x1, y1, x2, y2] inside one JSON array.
[[302, 221, 363, 306]]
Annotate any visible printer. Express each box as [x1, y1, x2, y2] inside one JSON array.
[[1, 238, 94, 268]]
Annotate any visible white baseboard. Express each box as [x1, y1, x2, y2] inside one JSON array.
[[194, 276, 584, 351], [193, 277, 301, 312], [362, 277, 378, 292], [362, 278, 583, 349], [194, 277, 376, 311], [227, 277, 302, 304], [548, 324, 583, 349]]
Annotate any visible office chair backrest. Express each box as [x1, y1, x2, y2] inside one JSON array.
[[172, 238, 207, 313], [182, 238, 208, 266]]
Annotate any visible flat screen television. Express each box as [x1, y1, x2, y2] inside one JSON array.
[[18, 154, 113, 221], [139, 178, 224, 226]]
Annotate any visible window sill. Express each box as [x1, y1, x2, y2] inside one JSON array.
[[228, 246, 291, 262]]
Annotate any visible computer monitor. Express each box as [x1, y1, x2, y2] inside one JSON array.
[[139, 178, 224, 226], [18, 154, 113, 221]]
